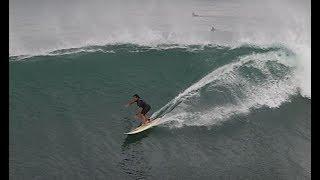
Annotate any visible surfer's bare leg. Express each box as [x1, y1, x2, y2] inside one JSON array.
[[134, 114, 140, 120], [136, 113, 148, 124], [144, 115, 151, 123], [142, 115, 149, 124]]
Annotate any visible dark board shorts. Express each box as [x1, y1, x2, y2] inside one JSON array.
[[141, 105, 151, 115]]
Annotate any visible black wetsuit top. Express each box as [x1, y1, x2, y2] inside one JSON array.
[[136, 99, 151, 115], [136, 99, 149, 109]]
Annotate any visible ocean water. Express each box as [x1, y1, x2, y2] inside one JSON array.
[[10, 0, 310, 179]]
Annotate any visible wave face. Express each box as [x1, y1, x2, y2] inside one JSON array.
[[10, 44, 306, 128]]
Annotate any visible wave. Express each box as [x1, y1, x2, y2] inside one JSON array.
[[9, 43, 309, 128]]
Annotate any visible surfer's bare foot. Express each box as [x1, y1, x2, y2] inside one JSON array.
[[144, 118, 151, 124]]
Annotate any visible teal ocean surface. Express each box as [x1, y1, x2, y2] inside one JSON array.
[[10, 0, 310, 179]]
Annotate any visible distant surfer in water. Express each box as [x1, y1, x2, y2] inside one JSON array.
[[211, 26, 215, 32], [192, 12, 199, 17], [126, 94, 151, 125]]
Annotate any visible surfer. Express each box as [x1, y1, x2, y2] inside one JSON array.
[[211, 26, 215, 32], [126, 94, 151, 125], [192, 12, 199, 17]]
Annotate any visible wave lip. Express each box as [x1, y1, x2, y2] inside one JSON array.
[[9, 43, 225, 62]]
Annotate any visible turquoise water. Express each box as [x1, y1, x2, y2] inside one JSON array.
[[9, 44, 310, 179]]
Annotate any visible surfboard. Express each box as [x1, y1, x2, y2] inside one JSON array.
[[125, 118, 161, 135]]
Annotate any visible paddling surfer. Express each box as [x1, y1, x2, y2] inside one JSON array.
[[126, 94, 151, 125]]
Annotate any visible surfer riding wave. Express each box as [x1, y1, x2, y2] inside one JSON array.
[[126, 94, 151, 125]]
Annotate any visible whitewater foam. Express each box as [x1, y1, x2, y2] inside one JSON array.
[[152, 50, 300, 128]]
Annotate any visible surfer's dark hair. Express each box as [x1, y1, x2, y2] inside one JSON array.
[[133, 94, 140, 98]]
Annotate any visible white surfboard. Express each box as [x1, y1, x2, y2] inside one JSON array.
[[125, 118, 162, 135]]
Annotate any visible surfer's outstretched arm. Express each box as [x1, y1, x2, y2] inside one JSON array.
[[125, 98, 136, 107]]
